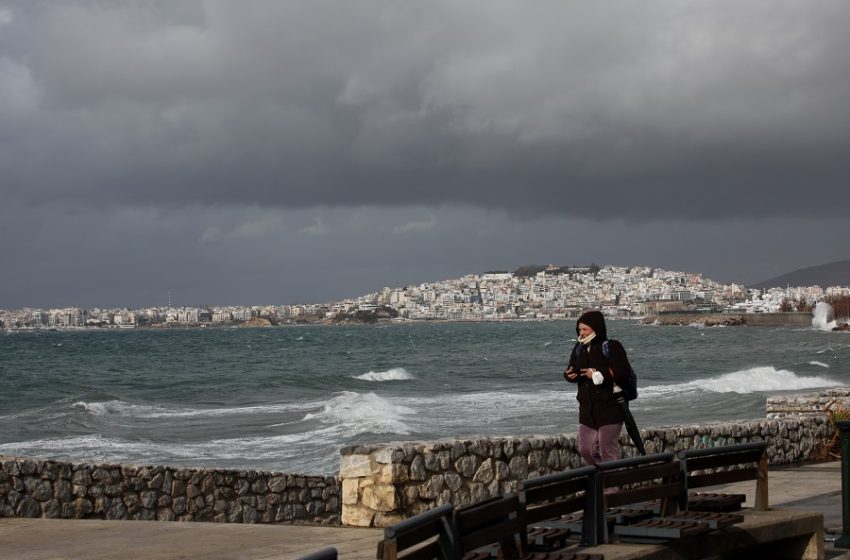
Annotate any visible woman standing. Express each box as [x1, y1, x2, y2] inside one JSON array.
[[563, 310, 633, 465]]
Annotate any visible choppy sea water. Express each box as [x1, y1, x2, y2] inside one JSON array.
[[1, 321, 847, 474]]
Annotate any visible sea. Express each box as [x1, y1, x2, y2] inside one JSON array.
[[1, 320, 847, 475]]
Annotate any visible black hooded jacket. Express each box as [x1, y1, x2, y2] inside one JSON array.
[[564, 311, 632, 428]]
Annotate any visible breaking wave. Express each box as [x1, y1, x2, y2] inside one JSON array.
[[352, 368, 414, 382], [642, 366, 842, 395]]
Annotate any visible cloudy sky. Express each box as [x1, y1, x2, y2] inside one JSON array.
[[2, 1, 849, 308]]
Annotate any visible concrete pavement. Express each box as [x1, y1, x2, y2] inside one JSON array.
[[0, 460, 846, 560]]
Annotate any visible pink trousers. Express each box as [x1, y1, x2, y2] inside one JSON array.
[[578, 422, 623, 466]]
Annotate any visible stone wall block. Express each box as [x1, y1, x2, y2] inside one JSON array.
[[451, 442, 467, 460], [72, 468, 92, 486], [105, 500, 128, 520], [410, 456, 426, 481], [158, 508, 176, 521], [362, 483, 397, 511], [527, 450, 543, 471], [92, 468, 113, 484], [424, 453, 440, 472], [444, 472, 463, 492], [472, 459, 495, 485], [418, 475, 445, 500], [123, 492, 139, 509], [140, 490, 157, 509], [71, 484, 86, 499], [61, 502, 75, 518], [508, 456, 528, 480], [341, 478, 359, 506], [250, 479, 266, 494], [341, 504, 375, 527], [326, 496, 339, 513], [374, 447, 394, 465], [390, 464, 409, 484], [74, 498, 93, 518], [93, 496, 111, 514], [468, 439, 490, 457], [19, 459, 38, 476], [54, 479, 72, 502], [41, 499, 61, 518], [454, 455, 480, 478], [470, 483, 489, 503], [268, 476, 287, 493], [340, 455, 374, 478]]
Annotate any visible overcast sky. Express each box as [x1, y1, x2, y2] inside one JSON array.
[[2, 1, 849, 308]]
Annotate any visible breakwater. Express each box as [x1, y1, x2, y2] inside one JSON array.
[[644, 312, 813, 326], [2, 388, 847, 528]]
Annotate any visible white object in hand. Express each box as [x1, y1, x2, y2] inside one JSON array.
[[591, 370, 604, 385]]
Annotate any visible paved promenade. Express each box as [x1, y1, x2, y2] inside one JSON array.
[[0, 461, 846, 560]]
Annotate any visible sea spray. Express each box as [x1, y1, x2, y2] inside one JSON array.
[[813, 301, 837, 331]]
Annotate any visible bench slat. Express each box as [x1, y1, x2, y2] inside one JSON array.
[[685, 451, 763, 471], [688, 467, 758, 488]]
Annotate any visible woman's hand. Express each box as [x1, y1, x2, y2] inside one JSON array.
[[564, 367, 578, 381]]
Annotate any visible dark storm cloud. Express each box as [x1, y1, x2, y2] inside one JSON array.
[[2, 1, 849, 220]]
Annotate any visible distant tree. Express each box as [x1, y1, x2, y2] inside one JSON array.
[[779, 298, 794, 312], [795, 299, 812, 312], [826, 295, 850, 320]]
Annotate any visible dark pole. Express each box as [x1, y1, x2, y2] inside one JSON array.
[[836, 420, 850, 549]]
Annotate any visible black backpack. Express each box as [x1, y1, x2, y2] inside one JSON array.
[[572, 339, 638, 401]]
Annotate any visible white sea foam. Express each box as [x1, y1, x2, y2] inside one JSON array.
[[543, 341, 553, 347], [352, 368, 414, 382], [809, 361, 830, 368], [72, 399, 313, 419], [303, 391, 414, 434], [642, 366, 842, 395]]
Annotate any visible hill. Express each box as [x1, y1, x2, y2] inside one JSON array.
[[750, 260, 850, 289]]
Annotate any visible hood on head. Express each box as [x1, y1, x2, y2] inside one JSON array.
[[576, 310, 607, 340]]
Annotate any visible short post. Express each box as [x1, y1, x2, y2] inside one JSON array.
[[836, 420, 850, 549]]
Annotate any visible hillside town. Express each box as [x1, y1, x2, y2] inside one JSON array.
[[2, 265, 849, 330]]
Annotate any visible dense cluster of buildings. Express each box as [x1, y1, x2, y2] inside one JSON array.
[[3, 265, 849, 329]]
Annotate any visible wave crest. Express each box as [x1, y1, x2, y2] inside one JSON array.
[[353, 368, 414, 382], [72, 399, 312, 419], [642, 366, 841, 395], [303, 391, 413, 434]]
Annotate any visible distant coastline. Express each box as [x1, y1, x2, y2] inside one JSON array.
[[5, 311, 838, 331]]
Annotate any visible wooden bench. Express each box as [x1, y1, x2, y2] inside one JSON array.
[[595, 452, 744, 544], [518, 465, 599, 548], [454, 494, 604, 560], [377, 503, 458, 560], [295, 547, 338, 560], [677, 441, 769, 512]]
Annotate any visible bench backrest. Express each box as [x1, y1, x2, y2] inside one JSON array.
[[678, 441, 769, 510], [597, 452, 680, 509], [454, 494, 525, 558], [519, 465, 598, 545], [378, 503, 457, 560]]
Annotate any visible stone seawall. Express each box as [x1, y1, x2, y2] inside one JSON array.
[[0, 459, 340, 525], [339, 414, 834, 527], [2, 388, 845, 528]]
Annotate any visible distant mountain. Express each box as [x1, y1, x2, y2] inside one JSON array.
[[749, 260, 850, 289]]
